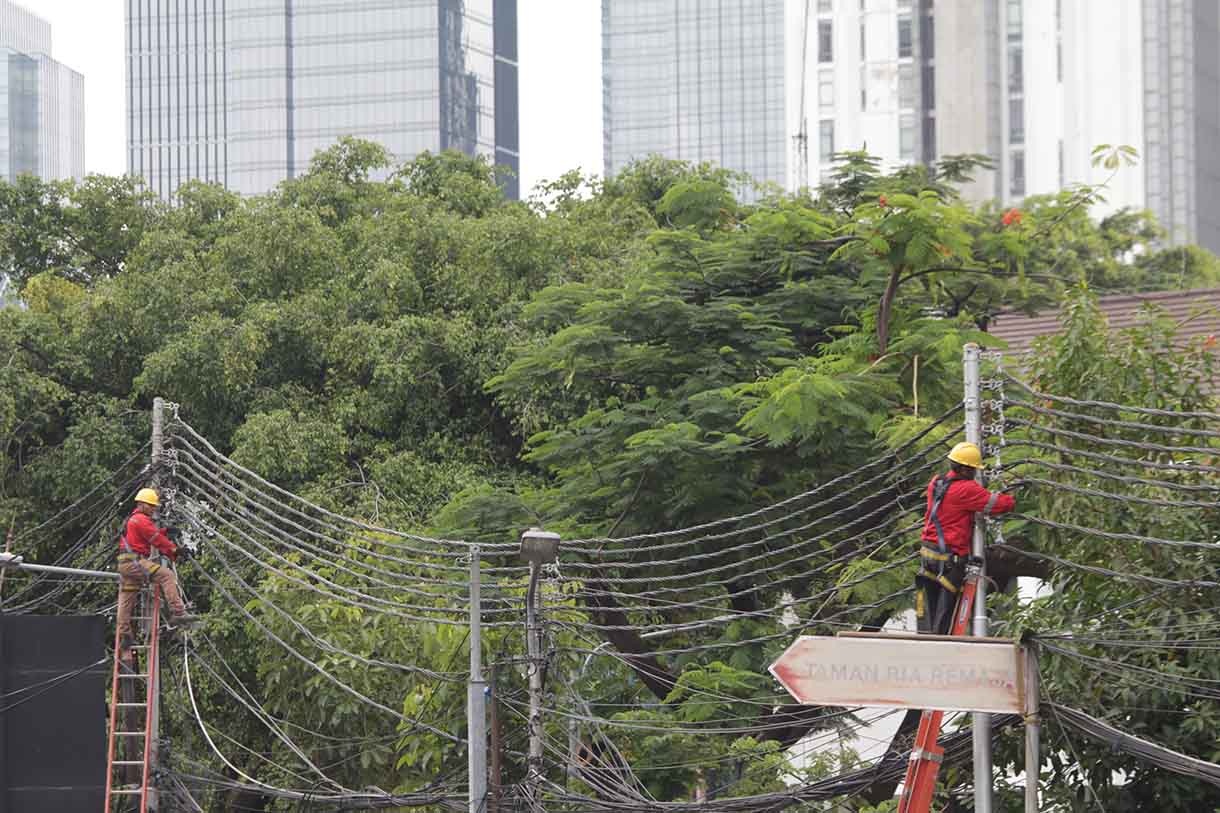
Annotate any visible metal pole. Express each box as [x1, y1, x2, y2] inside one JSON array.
[[1024, 646, 1041, 813], [525, 560, 544, 812], [963, 342, 993, 813], [0, 559, 119, 580], [467, 548, 487, 813]]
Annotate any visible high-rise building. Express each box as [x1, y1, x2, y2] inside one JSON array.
[[0, 0, 84, 184], [604, 0, 1220, 252], [126, 0, 520, 200], [602, 0, 789, 191]]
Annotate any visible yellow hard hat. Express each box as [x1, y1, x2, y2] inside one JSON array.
[[134, 488, 160, 506], [947, 442, 983, 469]]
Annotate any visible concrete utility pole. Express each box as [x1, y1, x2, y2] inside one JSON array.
[[489, 664, 502, 813], [467, 547, 488, 813], [1024, 645, 1041, 813], [520, 528, 561, 813], [963, 343, 993, 813], [148, 396, 165, 810]]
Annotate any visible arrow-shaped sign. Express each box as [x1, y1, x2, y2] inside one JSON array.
[[769, 633, 1024, 714]]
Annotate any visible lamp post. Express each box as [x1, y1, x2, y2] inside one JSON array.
[[520, 528, 560, 813]]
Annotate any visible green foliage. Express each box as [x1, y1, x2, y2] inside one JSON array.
[[2, 141, 1216, 807]]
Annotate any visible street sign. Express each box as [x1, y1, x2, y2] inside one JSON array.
[[769, 633, 1024, 714]]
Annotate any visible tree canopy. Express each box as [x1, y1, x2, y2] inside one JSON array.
[[0, 140, 1217, 811]]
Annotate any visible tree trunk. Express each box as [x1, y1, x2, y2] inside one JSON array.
[[877, 266, 903, 355]]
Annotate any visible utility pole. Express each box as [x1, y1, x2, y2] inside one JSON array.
[[489, 663, 502, 813], [148, 396, 165, 811], [963, 344, 993, 813], [520, 528, 561, 813], [1024, 645, 1041, 813], [468, 547, 487, 813], [525, 558, 544, 812]]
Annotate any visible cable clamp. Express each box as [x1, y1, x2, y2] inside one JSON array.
[[909, 747, 943, 764]]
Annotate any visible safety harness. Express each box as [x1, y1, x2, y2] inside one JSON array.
[[919, 475, 964, 593], [117, 516, 159, 591], [919, 474, 1001, 593]]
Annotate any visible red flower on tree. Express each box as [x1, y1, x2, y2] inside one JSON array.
[[879, 195, 889, 208], [1001, 208, 1023, 226]]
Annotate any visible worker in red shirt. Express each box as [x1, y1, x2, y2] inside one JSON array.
[[116, 488, 197, 654], [915, 442, 1015, 635]]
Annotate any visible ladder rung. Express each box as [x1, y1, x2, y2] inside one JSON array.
[[115, 702, 146, 708], [113, 731, 146, 736], [110, 788, 144, 794], [117, 673, 150, 678], [112, 760, 146, 766]]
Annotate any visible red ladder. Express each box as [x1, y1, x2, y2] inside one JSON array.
[[895, 561, 982, 813], [103, 583, 162, 812]]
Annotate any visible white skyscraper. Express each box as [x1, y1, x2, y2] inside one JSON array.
[[0, 0, 84, 183], [126, 0, 520, 200], [605, 0, 1220, 252]]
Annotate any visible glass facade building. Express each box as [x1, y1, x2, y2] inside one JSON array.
[[602, 0, 787, 190], [0, 0, 84, 184], [126, 0, 518, 200]]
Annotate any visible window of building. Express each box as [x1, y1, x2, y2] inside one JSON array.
[[1008, 45, 1023, 93], [921, 63, 935, 111], [1010, 150, 1025, 196], [1009, 97, 1024, 144], [1055, 0, 1063, 82], [920, 13, 934, 59], [860, 65, 868, 110], [922, 115, 937, 163], [900, 115, 916, 160], [1058, 139, 1064, 188], [819, 119, 835, 161], [818, 20, 834, 62], [819, 0, 833, 12], [898, 16, 913, 58], [819, 70, 835, 107], [898, 63, 915, 109], [860, 21, 866, 60], [860, 0, 867, 10], [1007, 0, 1022, 38]]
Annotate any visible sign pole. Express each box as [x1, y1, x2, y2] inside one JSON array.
[[1024, 646, 1040, 813], [963, 343, 993, 813]]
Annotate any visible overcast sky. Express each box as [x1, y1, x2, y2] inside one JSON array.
[[23, 0, 604, 196]]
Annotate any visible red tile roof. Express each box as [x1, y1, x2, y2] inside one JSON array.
[[985, 288, 1220, 359]]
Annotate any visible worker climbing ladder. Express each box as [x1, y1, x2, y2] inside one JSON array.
[[896, 558, 983, 813], [102, 580, 163, 812]]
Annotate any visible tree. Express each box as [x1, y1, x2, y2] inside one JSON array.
[[0, 142, 1214, 808]]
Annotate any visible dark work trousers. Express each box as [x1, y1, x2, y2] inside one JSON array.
[[914, 558, 966, 635]]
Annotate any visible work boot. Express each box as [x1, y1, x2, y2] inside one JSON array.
[[167, 612, 200, 628]]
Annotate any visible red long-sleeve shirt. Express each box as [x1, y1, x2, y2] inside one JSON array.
[[920, 472, 1015, 556], [121, 510, 178, 559]]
